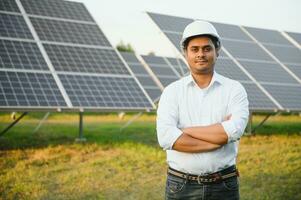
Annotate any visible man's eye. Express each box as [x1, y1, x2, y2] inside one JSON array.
[[204, 47, 212, 52]]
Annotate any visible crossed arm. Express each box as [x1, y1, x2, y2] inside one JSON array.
[[172, 117, 230, 153]]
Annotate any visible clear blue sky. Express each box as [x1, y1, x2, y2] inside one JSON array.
[[75, 0, 300, 57]]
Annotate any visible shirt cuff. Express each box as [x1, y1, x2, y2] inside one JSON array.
[[166, 127, 183, 150], [221, 120, 237, 143]]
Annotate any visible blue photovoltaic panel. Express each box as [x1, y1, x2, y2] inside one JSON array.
[[30, 17, 110, 46], [120, 52, 162, 102], [263, 44, 301, 64], [0, 13, 33, 39], [43, 44, 130, 74], [0, 40, 48, 70], [59, 74, 152, 108], [0, 71, 66, 107], [0, 0, 20, 13], [20, 0, 94, 22]]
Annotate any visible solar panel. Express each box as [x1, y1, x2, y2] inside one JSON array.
[[30, 17, 110, 46], [120, 52, 162, 102], [44, 44, 130, 74], [0, 0, 154, 111], [0, 0, 20, 12], [0, 40, 48, 70], [20, 0, 94, 22], [59, 74, 152, 108], [0, 13, 33, 39], [0, 71, 66, 107], [147, 12, 301, 111], [141, 55, 180, 87]]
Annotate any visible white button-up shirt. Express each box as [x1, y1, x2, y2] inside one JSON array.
[[156, 72, 249, 175]]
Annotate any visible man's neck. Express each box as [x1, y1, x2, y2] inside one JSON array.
[[191, 72, 214, 89]]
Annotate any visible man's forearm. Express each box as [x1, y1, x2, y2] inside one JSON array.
[[182, 123, 228, 145], [172, 133, 222, 153]]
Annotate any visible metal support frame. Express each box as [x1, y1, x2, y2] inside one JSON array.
[[120, 112, 143, 131], [75, 112, 86, 142], [252, 113, 273, 134], [33, 112, 50, 134], [0, 112, 28, 137]]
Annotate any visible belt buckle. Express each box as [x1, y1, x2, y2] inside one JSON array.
[[197, 175, 203, 184]]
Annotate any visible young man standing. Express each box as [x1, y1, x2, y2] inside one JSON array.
[[157, 20, 249, 199]]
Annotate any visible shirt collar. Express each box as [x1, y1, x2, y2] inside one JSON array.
[[184, 71, 224, 88]]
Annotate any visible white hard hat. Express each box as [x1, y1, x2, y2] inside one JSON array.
[[180, 20, 221, 50]]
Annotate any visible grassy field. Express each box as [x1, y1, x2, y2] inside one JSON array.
[[0, 112, 300, 200]]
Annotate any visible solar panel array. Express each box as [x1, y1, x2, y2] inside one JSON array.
[[147, 12, 301, 112], [0, 0, 154, 111]]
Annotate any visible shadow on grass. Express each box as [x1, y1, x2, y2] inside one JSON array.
[[0, 122, 159, 151]]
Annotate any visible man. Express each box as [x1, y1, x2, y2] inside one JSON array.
[[156, 20, 249, 200]]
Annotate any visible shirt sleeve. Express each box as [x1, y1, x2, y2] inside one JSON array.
[[156, 84, 183, 150], [221, 82, 249, 143]]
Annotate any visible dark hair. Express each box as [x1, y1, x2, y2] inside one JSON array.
[[182, 34, 220, 50]]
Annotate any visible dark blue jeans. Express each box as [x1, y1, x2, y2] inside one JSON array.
[[165, 173, 239, 200]]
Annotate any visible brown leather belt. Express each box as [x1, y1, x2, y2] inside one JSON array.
[[168, 165, 239, 184]]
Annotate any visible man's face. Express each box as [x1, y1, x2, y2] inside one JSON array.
[[184, 36, 218, 75]]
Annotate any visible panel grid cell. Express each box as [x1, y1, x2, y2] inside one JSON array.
[[0, 0, 20, 13], [30, 17, 110, 46], [59, 74, 152, 108], [0, 71, 66, 107], [0, 40, 48, 70], [0, 13, 33, 39], [44, 44, 130, 74], [20, 0, 94, 22]]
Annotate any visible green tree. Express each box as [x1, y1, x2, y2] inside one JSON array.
[[117, 41, 135, 53]]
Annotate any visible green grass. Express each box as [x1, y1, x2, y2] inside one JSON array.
[[0, 113, 300, 200]]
